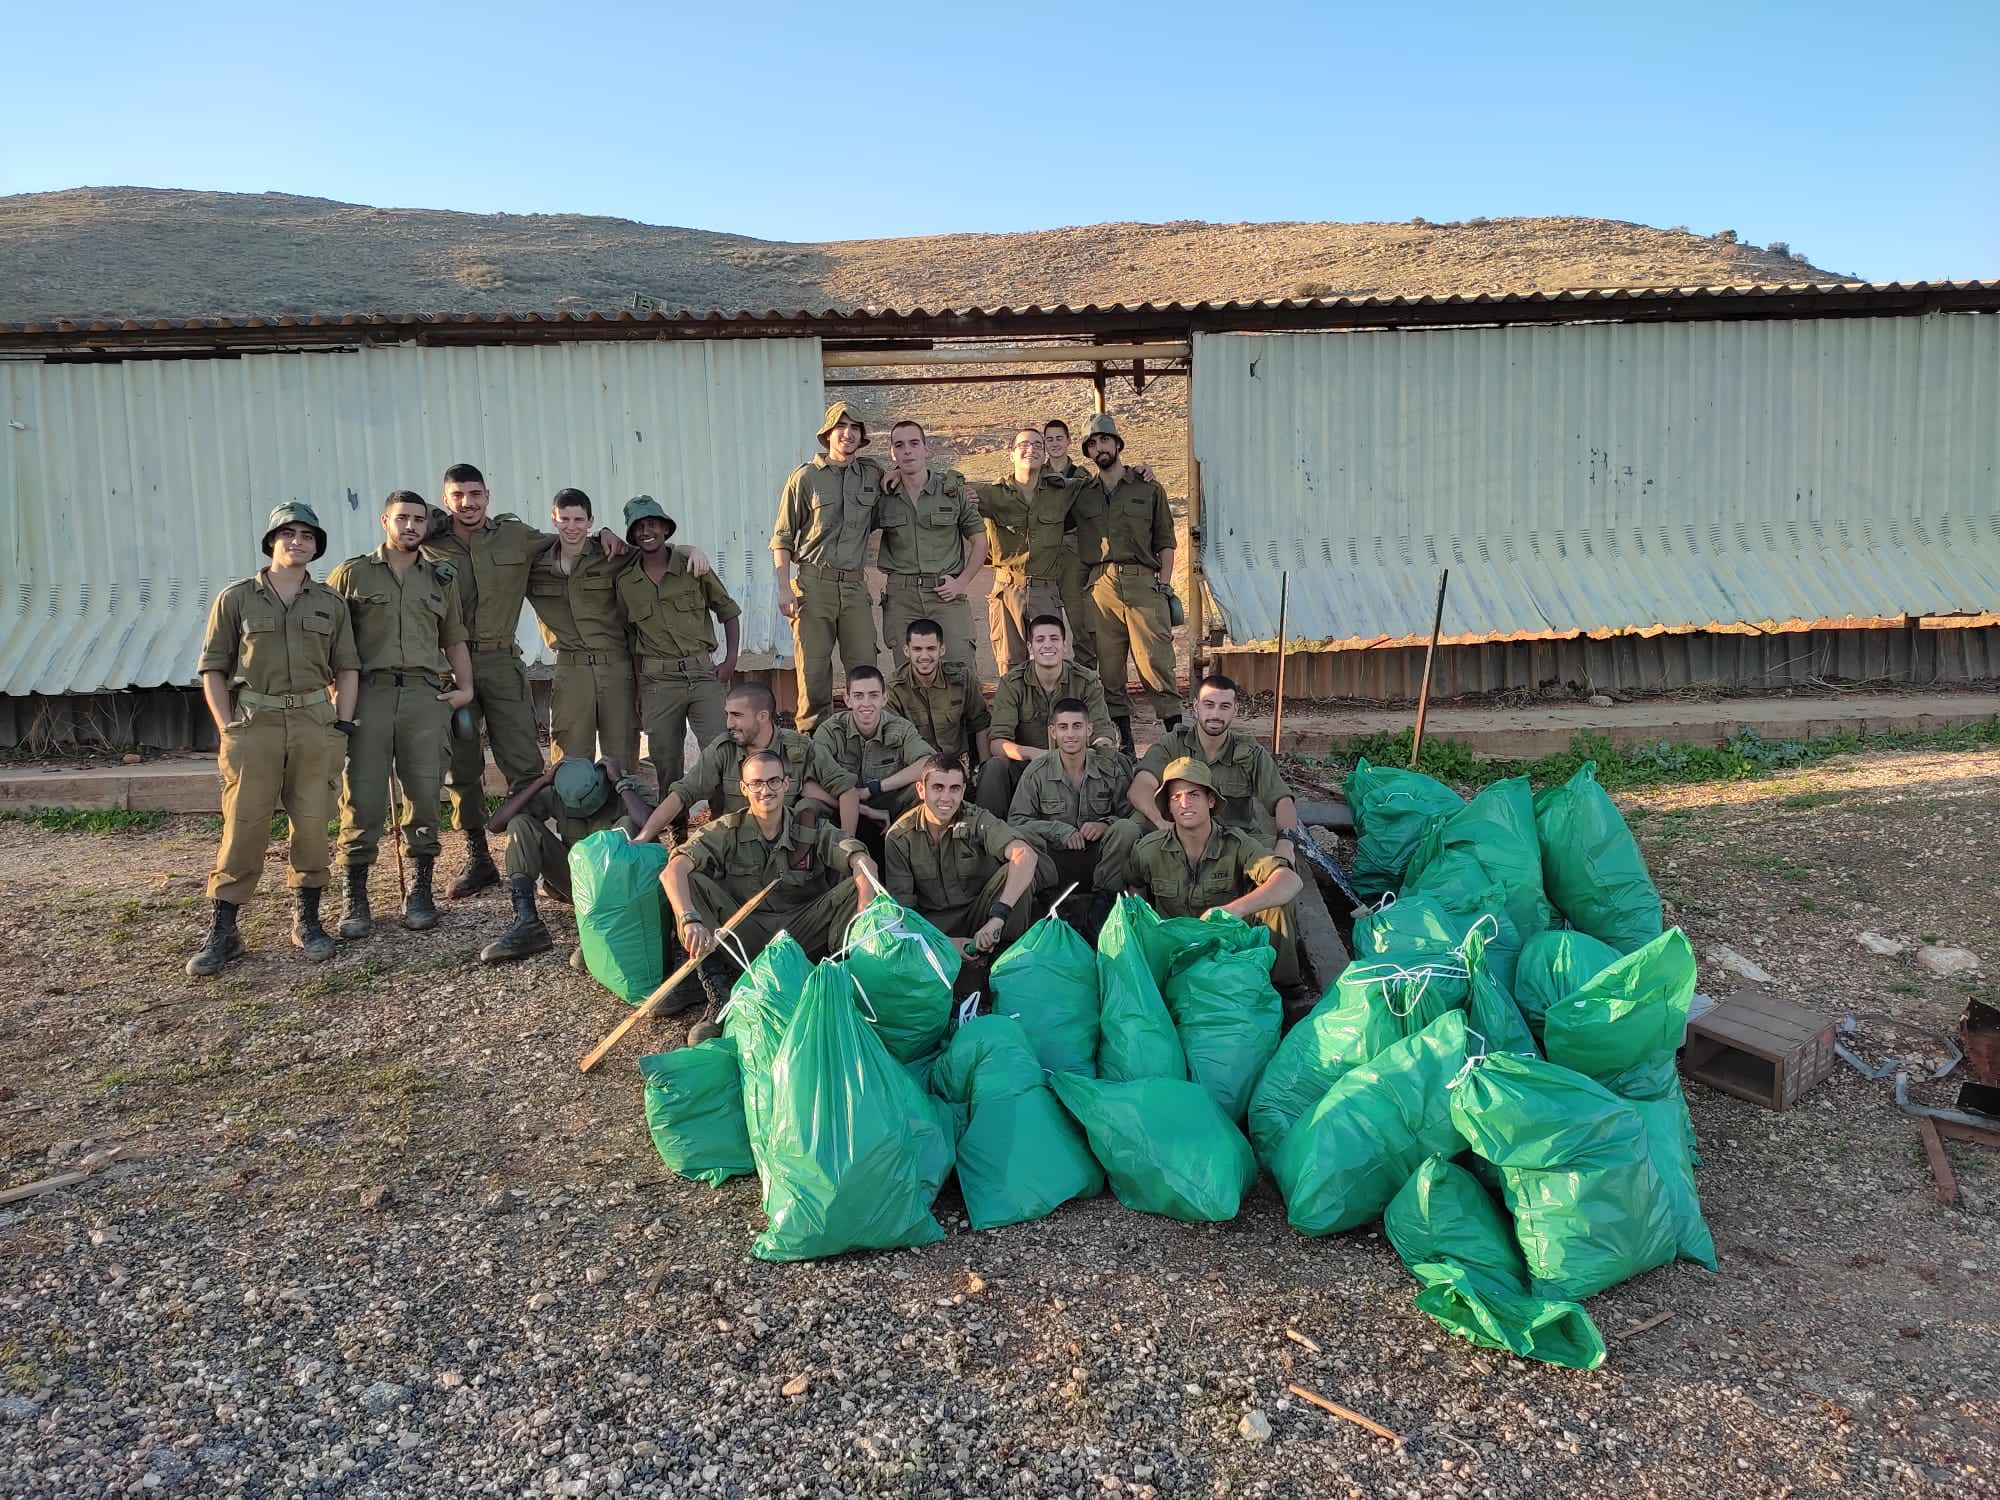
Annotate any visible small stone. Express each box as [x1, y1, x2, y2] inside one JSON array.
[[584, 1266, 607, 1286], [122, 753, 144, 766], [1856, 931, 1905, 957], [965, 1271, 986, 1295], [1708, 944, 1776, 987], [1916, 945, 1979, 978], [1239, 1409, 1272, 1443], [359, 1380, 408, 1415], [781, 1374, 810, 1398], [1587, 694, 1614, 707], [438, 1370, 464, 1389], [89, 1227, 119, 1247], [527, 1291, 557, 1312], [0, 1395, 39, 1421]]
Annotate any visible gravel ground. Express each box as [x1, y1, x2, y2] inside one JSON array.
[[3, 746, 1997, 1498]]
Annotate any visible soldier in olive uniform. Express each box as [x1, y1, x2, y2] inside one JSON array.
[[812, 664, 934, 857], [975, 614, 1118, 816], [480, 755, 657, 963], [886, 617, 989, 768], [771, 401, 886, 732], [327, 491, 478, 938], [614, 495, 740, 800], [634, 681, 857, 843], [979, 427, 1076, 675], [886, 755, 1054, 956], [1008, 697, 1129, 912], [665, 747, 881, 1044], [1041, 418, 1104, 676], [526, 488, 639, 769], [187, 503, 361, 977], [876, 420, 987, 672], [1068, 414, 1185, 751], [1126, 758, 1304, 989]]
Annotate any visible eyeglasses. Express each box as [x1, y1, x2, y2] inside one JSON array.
[[740, 776, 787, 792]]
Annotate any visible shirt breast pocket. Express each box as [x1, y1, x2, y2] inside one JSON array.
[[243, 617, 277, 638], [528, 577, 564, 599], [925, 501, 958, 527], [724, 846, 770, 882], [303, 609, 336, 636]]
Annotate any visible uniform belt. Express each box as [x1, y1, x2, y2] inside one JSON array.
[[798, 560, 866, 583], [887, 571, 956, 587], [364, 670, 441, 689], [1105, 562, 1160, 575], [639, 655, 711, 673], [235, 688, 328, 711], [558, 649, 630, 666], [996, 568, 1061, 584], [468, 639, 516, 653]]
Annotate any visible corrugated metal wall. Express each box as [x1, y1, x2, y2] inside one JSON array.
[[0, 339, 823, 695], [1192, 314, 2000, 649]]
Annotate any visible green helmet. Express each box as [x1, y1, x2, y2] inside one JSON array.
[[552, 755, 612, 816], [622, 494, 677, 545], [816, 400, 870, 449], [1079, 412, 1124, 456], [261, 502, 329, 560]]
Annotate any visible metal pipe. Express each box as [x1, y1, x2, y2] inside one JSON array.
[[1409, 568, 1450, 769], [1272, 571, 1290, 755], [821, 341, 1190, 369], [824, 368, 1187, 388]]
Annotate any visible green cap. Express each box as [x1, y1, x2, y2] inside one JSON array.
[[1158, 756, 1217, 796], [816, 400, 870, 448], [261, 502, 329, 559], [1080, 412, 1124, 454], [622, 494, 677, 544], [552, 756, 611, 816]]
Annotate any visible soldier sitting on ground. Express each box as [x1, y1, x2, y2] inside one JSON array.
[[481, 756, 658, 963], [811, 664, 934, 858], [885, 754, 1055, 960], [633, 682, 857, 844], [886, 617, 989, 768], [975, 614, 1118, 816], [1007, 697, 1129, 933]]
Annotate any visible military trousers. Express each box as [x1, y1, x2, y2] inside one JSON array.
[[1090, 812, 1155, 897], [636, 660, 725, 798], [914, 853, 1055, 945], [987, 571, 1062, 677], [550, 653, 639, 769], [686, 870, 861, 965], [1090, 565, 1182, 720], [446, 648, 543, 834], [338, 677, 449, 868], [973, 755, 1026, 817], [792, 566, 876, 732], [208, 698, 345, 905], [1057, 547, 1103, 674], [881, 573, 981, 674], [503, 814, 641, 900]]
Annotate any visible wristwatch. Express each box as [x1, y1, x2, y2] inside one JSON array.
[[987, 900, 1013, 923]]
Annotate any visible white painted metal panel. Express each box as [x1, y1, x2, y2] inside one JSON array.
[[1192, 315, 2000, 648], [0, 339, 823, 694]]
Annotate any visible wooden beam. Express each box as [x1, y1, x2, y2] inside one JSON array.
[[1918, 1117, 1957, 1205], [821, 341, 1190, 369]]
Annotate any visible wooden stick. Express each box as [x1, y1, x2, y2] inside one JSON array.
[[1284, 1327, 1321, 1355], [1272, 571, 1290, 755], [1287, 1384, 1401, 1445], [577, 880, 778, 1074], [1408, 568, 1450, 769], [1612, 1309, 1675, 1340], [1918, 1117, 1957, 1206], [0, 1145, 125, 1206]]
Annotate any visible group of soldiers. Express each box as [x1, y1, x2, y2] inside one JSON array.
[[189, 404, 1315, 1042]]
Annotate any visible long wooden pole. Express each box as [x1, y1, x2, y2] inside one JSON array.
[[577, 879, 778, 1073], [1271, 571, 1290, 755], [822, 341, 1189, 369], [1409, 569, 1450, 769]]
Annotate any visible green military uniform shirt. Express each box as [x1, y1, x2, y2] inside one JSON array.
[[669, 727, 856, 816], [811, 711, 934, 788], [325, 548, 467, 674], [421, 511, 552, 644], [883, 804, 1025, 914], [770, 455, 883, 572], [988, 661, 1116, 750], [1008, 747, 1128, 846], [198, 571, 360, 692], [885, 660, 988, 760], [527, 538, 629, 653], [678, 807, 864, 923], [1070, 470, 1175, 570], [616, 549, 742, 659], [1137, 727, 1291, 831], [1127, 823, 1290, 915], [876, 467, 981, 577], [980, 471, 1075, 577]]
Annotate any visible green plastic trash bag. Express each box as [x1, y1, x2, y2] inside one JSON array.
[[1533, 761, 1663, 953], [751, 961, 954, 1262], [1343, 757, 1464, 900], [842, 893, 960, 1063], [1050, 1071, 1256, 1222], [639, 1038, 754, 1187], [1543, 928, 1715, 1269], [570, 830, 671, 1004], [930, 1015, 1104, 1229], [1511, 928, 1620, 1043], [1163, 912, 1281, 1123], [1401, 777, 1554, 953], [1246, 987, 1404, 1168], [1339, 893, 1477, 1037], [1095, 895, 1186, 1082], [1385, 1156, 1605, 1370], [989, 915, 1100, 1075], [1449, 1052, 1677, 1301], [723, 932, 815, 1158], [1463, 923, 1538, 1058], [1272, 1010, 1470, 1236]]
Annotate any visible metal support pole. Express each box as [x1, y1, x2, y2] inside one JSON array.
[[1409, 569, 1450, 769], [1272, 572, 1290, 755]]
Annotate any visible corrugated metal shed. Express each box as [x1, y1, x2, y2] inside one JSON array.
[[0, 339, 823, 696], [1191, 312, 2000, 650]]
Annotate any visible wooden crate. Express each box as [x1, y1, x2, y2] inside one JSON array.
[[1681, 989, 1835, 1111]]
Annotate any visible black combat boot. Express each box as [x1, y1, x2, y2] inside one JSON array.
[[291, 887, 336, 962], [1113, 715, 1135, 756], [185, 899, 247, 978], [403, 855, 440, 931], [683, 952, 735, 1043], [336, 864, 372, 939], [448, 829, 500, 899], [479, 876, 551, 963]]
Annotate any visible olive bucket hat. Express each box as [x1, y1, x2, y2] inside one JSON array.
[[816, 400, 870, 449], [1079, 412, 1125, 456], [552, 755, 612, 817], [622, 494, 678, 545], [261, 501, 329, 559], [1158, 756, 1218, 798]]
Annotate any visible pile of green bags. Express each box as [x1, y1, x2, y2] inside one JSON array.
[[842, 894, 959, 1063], [1343, 758, 1464, 899], [989, 916, 1100, 1074], [1534, 762, 1663, 953], [570, 830, 670, 1003]]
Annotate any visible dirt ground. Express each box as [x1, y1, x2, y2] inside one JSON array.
[[2, 747, 1996, 1497]]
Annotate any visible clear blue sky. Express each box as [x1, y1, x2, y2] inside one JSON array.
[[4, 0, 1994, 281]]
